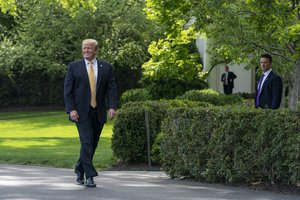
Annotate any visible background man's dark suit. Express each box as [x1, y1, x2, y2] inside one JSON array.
[[221, 70, 237, 95], [255, 71, 282, 109]]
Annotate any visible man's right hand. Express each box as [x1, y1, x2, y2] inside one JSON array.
[[70, 110, 79, 122]]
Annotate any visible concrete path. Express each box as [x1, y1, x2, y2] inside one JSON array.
[[0, 164, 298, 200]]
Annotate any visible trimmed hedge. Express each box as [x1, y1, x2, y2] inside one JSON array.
[[140, 77, 208, 100], [112, 98, 299, 185], [177, 89, 243, 105], [111, 100, 210, 163], [161, 107, 300, 185], [119, 88, 153, 107]]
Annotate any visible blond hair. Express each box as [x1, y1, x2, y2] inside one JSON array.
[[82, 39, 98, 51]]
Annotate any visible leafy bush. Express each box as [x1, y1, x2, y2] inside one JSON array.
[[112, 100, 208, 163], [119, 88, 153, 106], [113, 99, 299, 186], [112, 101, 168, 163], [161, 107, 300, 185], [235, 92, 255, 99], [177, 89, 243, 105], [161, 107, 217, 180], [140, 77, 208, 100]]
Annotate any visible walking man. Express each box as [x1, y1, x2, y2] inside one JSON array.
[[64, 39, 117, 187]]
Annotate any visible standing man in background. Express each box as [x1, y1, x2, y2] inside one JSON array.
[[221, 65, 237, 95], [255, 53, 283, 109], [64, 39, 117, 187]]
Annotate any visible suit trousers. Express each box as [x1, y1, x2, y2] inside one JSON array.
[[75, 107, 104, 178], [223, 84, 233, 95]]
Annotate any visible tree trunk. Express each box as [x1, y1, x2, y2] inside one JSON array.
[[288, 56, 300, 110]]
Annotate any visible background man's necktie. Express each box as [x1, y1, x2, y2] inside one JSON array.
[[88, 61, 97, 108], [256, 74, 265, 107]]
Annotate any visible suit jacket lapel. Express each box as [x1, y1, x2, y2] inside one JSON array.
[[261, 71, 273, 92], [80, 59, 90, 85]]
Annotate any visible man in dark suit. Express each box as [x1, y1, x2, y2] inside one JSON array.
[[221, 66, 237, 95], [255, 53, 283, 109], [64, 39, 117, 187]]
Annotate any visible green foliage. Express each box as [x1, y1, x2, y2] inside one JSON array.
[[141, 76, 208, 99], [161, 107, 216, 180], [145, 0, 300, 109], [161, 107, 300, 185], [151, 132, 163, 164], [0, 0, 98, 17], [142, 30, 205, 81], [235, 92, 255, 99], [177, 89, 243, 105], [120, 88, 153, 106], [0, 0, 162, 107], [0, 0, 17, 16], [112, 100, 208, 163], [143, 0, 206, 83], [112, 101, 167, 163]]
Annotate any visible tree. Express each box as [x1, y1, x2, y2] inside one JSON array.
[[0, 0, 98, 16], [143, 0, 205, 81], [0, 0, 162, 106], [142, 21, 205, 81], [145, 0, 300, 109], [141, 0, 207, 101]]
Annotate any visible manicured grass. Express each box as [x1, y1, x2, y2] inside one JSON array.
[[0, 111, 115, 170]]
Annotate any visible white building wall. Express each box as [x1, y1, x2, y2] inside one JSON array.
[[196, 36, 255, 94]]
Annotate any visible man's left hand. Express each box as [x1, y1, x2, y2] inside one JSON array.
[[108, 108, 116, 120]]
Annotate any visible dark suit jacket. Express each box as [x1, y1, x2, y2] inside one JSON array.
[[255, 71, 283, 109], [221, 71, 237, 88], [64, 59, 117, 124]]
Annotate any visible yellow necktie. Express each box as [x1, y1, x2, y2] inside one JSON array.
[[88, 61, 97, 108]]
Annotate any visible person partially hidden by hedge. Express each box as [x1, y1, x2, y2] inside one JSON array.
[[221, 65, 237, 95], [255, 53, 283, 109]]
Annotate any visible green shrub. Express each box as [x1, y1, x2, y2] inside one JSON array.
[[112, 101, 169, 163], [160, 107, 300, 185], [140, 77, 208, 100], [151, 132, 163, 164], [112, 100, 209, 164], [161, 107, 218, 180], [113, 98, 299, 186], [119, 88, 153, 106], [235, 92, 255, 99], [177, 89, 243, 105]]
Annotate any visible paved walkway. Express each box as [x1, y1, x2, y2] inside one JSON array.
[[0, 164, 298, 200]]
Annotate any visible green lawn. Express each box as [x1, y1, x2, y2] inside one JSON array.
[[0, 111, 115, 170]]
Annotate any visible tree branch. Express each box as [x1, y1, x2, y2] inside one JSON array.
[[250, 42, 294, 61], [286, 43, 296, 54]]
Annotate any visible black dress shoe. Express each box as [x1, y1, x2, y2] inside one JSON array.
[[86, 177, 96, 187], [75, 169, 84, 185]]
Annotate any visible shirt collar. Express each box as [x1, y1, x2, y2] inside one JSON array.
[[84, 58, 97, 65], [263, 68, 272, 77]]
